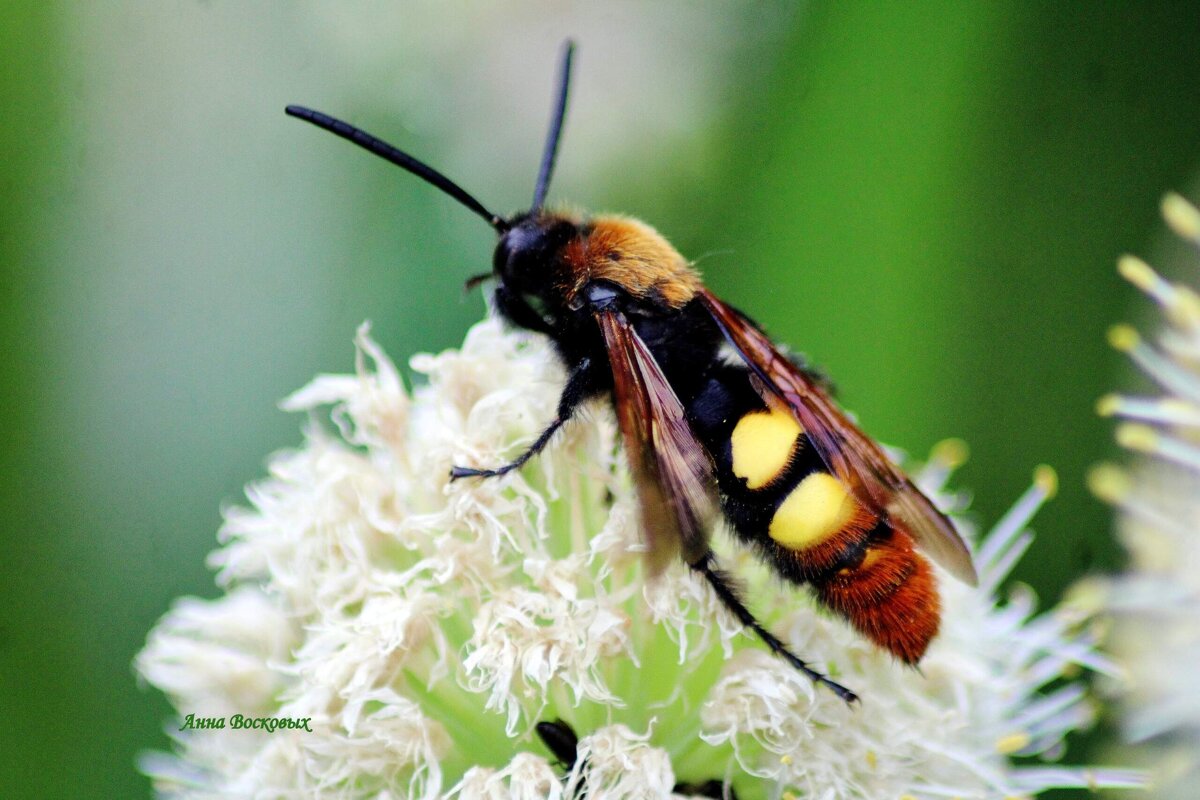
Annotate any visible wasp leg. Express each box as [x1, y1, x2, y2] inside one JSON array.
[[450, 356, 594, 481], [494, 285, 554, 335], [690, 552, 859, 704]]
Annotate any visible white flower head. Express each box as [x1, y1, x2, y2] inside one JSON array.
[[139, 314, 1139, 798], [1089, 192, 1200, 797]]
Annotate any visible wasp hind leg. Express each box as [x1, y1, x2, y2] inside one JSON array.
[[449, 356, 595, 481], [691, 552, 859, 704]]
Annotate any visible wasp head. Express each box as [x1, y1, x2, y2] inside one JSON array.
[[492, 213, 581, 315]]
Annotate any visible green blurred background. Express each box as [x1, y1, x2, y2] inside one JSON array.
[[3, 2, 1199, 797]]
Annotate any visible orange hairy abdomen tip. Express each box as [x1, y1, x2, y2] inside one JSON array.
[[815, 528, 940, 664]]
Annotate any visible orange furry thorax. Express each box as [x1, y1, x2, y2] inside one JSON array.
[[560, 214, 701, 308]]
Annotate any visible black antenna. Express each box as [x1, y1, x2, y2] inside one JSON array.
[[285, 105, 506, 231], [530, 40, 576, 211]]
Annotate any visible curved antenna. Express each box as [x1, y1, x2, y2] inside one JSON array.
[[530, 40, 576, 211], [285, 105, 506, 231]]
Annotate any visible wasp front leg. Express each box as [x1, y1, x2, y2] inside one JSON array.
[[450, 356, 597, 481], [493, 285, 554, 336]]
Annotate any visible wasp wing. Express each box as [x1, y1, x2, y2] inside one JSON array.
[[698, 288, 977, 586], [596, 309, 718, 575]]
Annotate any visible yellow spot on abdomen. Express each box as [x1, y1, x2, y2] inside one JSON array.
[[769, 472, 860, 550], [730, 409, 802, 490]]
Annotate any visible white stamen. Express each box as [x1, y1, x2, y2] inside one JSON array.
[[138, 319, 1136, 798]]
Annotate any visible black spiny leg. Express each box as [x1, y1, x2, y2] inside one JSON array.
[[450, 356, 594, 481], [494, 285, 554, 336], [691, 553, 859, 704]]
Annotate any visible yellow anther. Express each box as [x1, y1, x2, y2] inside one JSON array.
[[1117, 254, 1159, 291], [1033, 465, 1058, 499], [1095, 394, 1120, 417], [1107, 324, 1140, 352], [1116, 423, 1159, 452], [1167, 286, 1200, 327], [995, 731, 1031, 754], [1162, 192, 1200, 241], [1087, 463, 1131, 503], [931, 437, 969, 468], [780, 754, 793, 765]]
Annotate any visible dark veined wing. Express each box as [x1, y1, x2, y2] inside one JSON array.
[[596, 309, 718, 575], [698, 288, 978, 586]]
